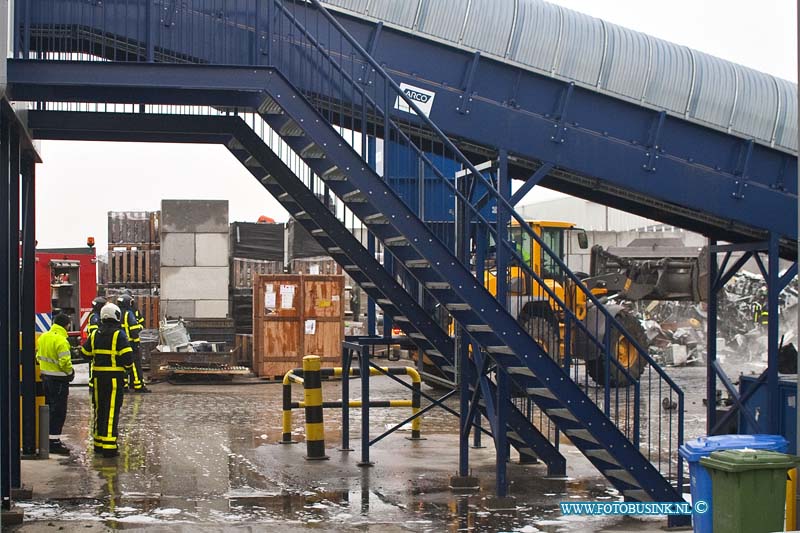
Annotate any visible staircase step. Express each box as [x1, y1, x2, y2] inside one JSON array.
[[322, 165, 347, 181], [405, 259, 430, 268], [606, 469, 641, 488], [584, 449, 620, 467], [546, 408, 578, 423], [364, 213, 389, 224], [362, 282, 377, 289], [244, 155, 262, 168], [279, 192, 292, 201], [260, 174, 278, 185], [294, 211, 311, 220], [409, 333, 426, 339], [507, 431, 524, 444], [311, 228, 325, 236], [327, 247, 343, 254], [507, 366, 535, 377], [228, 139, 245, 151], [623, 490, 653, 502], [465, 324, 492, 333], [279, 120, 305, 137], [425, 350, 443, 358], [425, 281, 450, 290], [343, 190, 368, 203], [394, 316, 410, 322], [300, 142, 326, 159], [488, 345, 514, 355], [565, 429, 599, 445], [385, 236, 409, 247], [446, 303, 471, 311], [376, 298, 392, 305], [258, 96, 283, 115], [344, 265, 360, 272], [527, 387, 556, 399]]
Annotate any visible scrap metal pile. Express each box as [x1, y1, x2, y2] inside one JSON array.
[[629, 271, 798, 366]]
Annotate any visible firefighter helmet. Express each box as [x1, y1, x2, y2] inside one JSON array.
[[100, 303, 122, 323]]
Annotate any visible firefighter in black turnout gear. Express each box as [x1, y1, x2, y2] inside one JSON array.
[[86, 296, 107, 421], [117, 294, 149, 393], [81, 302, 134, 458]]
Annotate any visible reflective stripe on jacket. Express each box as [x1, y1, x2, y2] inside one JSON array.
[[122, 310, 142, 344], [36, 323, 74, 378], [81, 326, 134, 374]]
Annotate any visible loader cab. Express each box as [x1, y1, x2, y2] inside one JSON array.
[[508, 220, 588, 279]]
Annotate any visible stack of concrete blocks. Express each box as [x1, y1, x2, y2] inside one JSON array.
[[160, 200, 230, 318]]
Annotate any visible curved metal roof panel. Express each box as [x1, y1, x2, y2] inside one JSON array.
[[327, 0, 797, 153], [600, 22, 650, 101], [461, 0, 517, 57]]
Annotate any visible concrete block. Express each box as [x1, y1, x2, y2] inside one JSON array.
[[665, 344, 689, 366], [161, 233, 196, 267], [161, 300, 196, 319], [161, 266, 229, 300], [161, 200, 228, 233], [194, 300, 230, 318], [195, 233, 229, 267]]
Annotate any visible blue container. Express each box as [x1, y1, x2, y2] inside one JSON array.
[[679, 434, 788, 533], [739, 375, 797, 451]]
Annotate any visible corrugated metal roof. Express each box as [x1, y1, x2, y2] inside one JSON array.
[[321, 0, 798, 153]]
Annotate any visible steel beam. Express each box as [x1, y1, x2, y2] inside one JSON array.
[[0, 116, 10, 510], [8, 126, 20, 488], [20, 155, 35, 455]]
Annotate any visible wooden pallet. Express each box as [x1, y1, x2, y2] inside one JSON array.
[[232, 258, 283, 288], [234, 334, 253, 366], [108, 249, 160, 284], [108, 211, 160, 245], [138, 295, 160, 330]]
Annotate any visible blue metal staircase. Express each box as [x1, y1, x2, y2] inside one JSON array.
[[9, 0, 694, 520]]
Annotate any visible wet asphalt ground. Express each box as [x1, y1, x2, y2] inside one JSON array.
[[9, 358, 765, 532]]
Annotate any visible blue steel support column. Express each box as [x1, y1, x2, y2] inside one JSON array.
[[8, 127, 20, 489], [767, 233, 781, 434], [382, 84, 392, 339], [0, 118, 10, 510], [495, 150, 510, 498], [367, 237, 376, 336], [456, 171, 469, 477], [253, 0, 262, 66], [20, 156, 35, 455], [706, 239, 718, 434], [357, 344, 373, 466], [472, 224, 486, 449]]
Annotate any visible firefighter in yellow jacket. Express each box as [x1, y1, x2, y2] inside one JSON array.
[[81, 303, 134, 458], [36, 313, 75, 455]]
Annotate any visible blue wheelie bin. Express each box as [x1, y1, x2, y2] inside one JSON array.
[[679, 434, 788, 533]]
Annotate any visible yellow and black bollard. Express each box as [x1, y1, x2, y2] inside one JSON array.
[[302, 355, 328, 460], [281, 370, 302, 444], [20, 361, 45, 454]]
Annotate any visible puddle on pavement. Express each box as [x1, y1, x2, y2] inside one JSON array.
[[15, 381, 656, 532]]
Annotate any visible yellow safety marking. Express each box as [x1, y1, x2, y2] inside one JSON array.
[[107, 378, 118, 439], [412, 407, 421, 432], [302, 355, 321, 372], [316, 300, 332, 308], [304, 389, 323, 406], [623, 278, 632, 291], [306, 422, 325, 441], [282, 411, 292, 434]]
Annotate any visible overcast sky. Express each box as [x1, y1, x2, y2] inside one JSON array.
[[34, 0, 798, 251]]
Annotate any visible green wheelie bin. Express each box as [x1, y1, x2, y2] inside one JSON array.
[[699, 449, 797, 533]]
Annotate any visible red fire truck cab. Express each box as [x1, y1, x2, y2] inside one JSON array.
[[34, 247, 97, 338]]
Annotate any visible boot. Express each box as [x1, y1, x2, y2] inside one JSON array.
[[133, 386, 152, 393], [101, 449, 119, 458], [49, 440, 70, 456]]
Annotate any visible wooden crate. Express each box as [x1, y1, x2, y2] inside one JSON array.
[[108, 249, 160, 284], [303, 275, 344, 365], [108, 211, 160, 245], [252, 274, 344, 378], [231, 258, 283, 288]]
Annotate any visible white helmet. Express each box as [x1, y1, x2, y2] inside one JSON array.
[[100, 302, 122, 323]]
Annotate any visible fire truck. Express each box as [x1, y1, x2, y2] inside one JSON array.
[[33, 244, 97, 339]]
